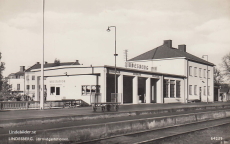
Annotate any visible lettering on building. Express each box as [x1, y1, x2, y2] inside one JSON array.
[[50, 80, 65, 83], [125, 62, 148, 70]]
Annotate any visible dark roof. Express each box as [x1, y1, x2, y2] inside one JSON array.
[[25, 61, 80, 72], [129, 43, 215, 66], [8, 71, 24, 77]]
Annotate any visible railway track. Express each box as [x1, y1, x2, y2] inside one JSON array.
[[78, 117, 230, 144]]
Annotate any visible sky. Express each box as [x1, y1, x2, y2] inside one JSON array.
[[0, 0, 230, 77]]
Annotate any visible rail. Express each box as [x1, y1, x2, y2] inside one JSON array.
[[0, 99, 89, 110]]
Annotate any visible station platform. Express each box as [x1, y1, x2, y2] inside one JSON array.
[[1, 102, 230, 143], [0, 101, 230, 121]]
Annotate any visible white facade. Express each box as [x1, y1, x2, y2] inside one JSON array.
[[8, 78, 24, 94], [7, 66, 25, 95], [127, 57, 214, 102], [28, 65, 185, 104]]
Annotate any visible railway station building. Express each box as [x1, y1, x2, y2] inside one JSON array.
[[27, 40, 215, 104]]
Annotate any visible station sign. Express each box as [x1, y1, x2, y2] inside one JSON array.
[[50, 80, 65, 83], [125, 62, 148, 71]]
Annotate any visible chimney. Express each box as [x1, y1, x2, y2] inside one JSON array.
[[178, 44, 186, 52], [163, 40, 172, 48], [20, 66, 25, 72], [45, 61, 48, 64], [37, 62, 40, 64], [76, 60, 79, 64]]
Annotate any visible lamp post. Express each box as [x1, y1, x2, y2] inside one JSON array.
[[40, 0, 45, 109], [202, 55, 208, 104], [107, 26, 118, 97]]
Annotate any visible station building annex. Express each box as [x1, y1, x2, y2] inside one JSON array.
[[26, 40, 215, 104]]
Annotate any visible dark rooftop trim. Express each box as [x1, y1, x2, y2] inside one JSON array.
[[129, 43, 215, 66], [25, 61, 80, 72]]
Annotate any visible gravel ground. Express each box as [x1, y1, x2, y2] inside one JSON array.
[[92, 118, 230, 144], [150, 123, 230, 144]]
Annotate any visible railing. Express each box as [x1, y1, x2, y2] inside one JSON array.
[[0, 99, 89, 110]]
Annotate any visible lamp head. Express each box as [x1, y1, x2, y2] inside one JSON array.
[[106, 27, 110, 32]]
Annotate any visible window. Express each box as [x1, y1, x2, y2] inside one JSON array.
[[208, 70, 210, 79], [32, 75, 35, 80], [176, 81, 181, 98], [26, 75, 29, 80], [189, 66, 192, 76], [204, 86, 206, 95], [86, 85, 91, 95], [208, 86, 210, 96], [194, 67, 197, 77], [50, 86, 60, 95], [56, 87, 60, 95], [82, 85, 100, 95], [189, 85, 192, 95], [26, 85, 30, 90], [199, 68, 202, 78], [32, 85, 35, 89], [91, 85, 97, 94], [170, 80, 175, 98], [163, 80, 169, 98], [194, 85, 197, 95], [204, 69, 206, 78], [50, 87, 55, 95], [17, 84, 20, 90]]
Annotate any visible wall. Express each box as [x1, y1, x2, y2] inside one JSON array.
[[164, 77, 185, 103], [31, 66, 106, 104], [187, 61, 214, 102], [8, 79, 24, 94], [46, 75, 98, 104], [128, 58, 186, 76], [24, 72, 39, 98]]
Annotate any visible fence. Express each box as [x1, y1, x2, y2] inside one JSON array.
[[0, 99, 88, 110], [90, 93, 101, 104]]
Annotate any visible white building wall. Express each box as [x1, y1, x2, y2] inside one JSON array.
[[187, 61, 214, 102], [46, 75, 98, 104], [128, 58, 186, 76], [164, 77, 185, 103], [8, 79, 24, 93], [31, 66, 106, 104], [24, 72, 39, 97]]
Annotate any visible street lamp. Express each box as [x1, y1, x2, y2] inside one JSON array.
[[107, 26, 118, 98], [40, 0, 45, 109], [202, 55, 208, 104]]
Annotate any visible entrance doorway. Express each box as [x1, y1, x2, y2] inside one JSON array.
[[123, 76, 133, 103], [138, 77, 146, 103], [151, 79, 158, 103], [199, 87, 202, 101]]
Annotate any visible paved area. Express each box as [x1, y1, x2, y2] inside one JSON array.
[[0, 102, 229, 120]]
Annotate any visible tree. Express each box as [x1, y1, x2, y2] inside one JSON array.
[[0, 52, 5, 92], [0, 78, 11, 98], [54, 58, 60, 66], [214, 67, 224, 86], [221, 52, 230, 81]]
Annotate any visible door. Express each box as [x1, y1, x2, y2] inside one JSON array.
[[199, 87, 202, 101]]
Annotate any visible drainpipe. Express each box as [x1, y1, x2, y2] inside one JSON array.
[[187, 59, 189, 103]]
